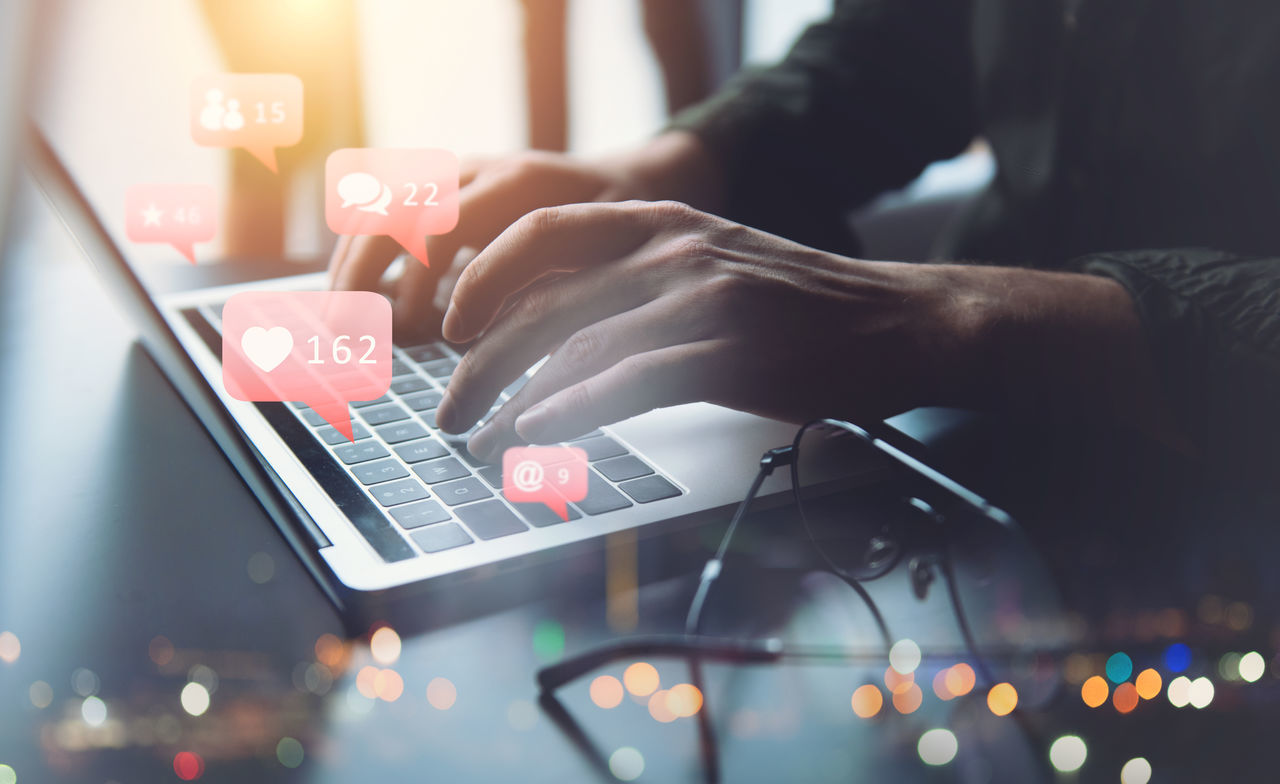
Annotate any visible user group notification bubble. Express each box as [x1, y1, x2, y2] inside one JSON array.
[[221, 291, 392, 441], [325, 148, 460, 268], [191, 73, 303, 173], [503, 446, 588, 521], [125, 183, 217, 264]]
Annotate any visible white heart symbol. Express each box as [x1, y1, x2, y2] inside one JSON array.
[[240, 326, 294, 373]]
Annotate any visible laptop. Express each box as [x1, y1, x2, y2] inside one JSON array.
[[25, 124, 861, 626]]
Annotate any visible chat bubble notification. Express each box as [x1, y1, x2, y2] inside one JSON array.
[[325, 148, 459, 268], [191, 73, 303, 173], [503, 446, 588, 521], [125, 183, 217, 263], [222, 291, 392, 441]]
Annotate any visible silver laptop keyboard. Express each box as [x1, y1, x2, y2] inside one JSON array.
[[205, 302, 682, 558]]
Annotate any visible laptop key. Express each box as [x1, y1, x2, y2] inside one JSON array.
[[421, 358, 459, 378], [403, 344, 448, 363], [619, 475, 681, 504], [574, 472, 633, 515], [440, 433, 494, 467], [394, 438, 449, 463], [297, 408, 327, 427], [391, 376, 429, 395], [352, 395, 392, 409], [455, 500, 528, 540], [391, 500, 452, 529], [359, 404, 410, 426], [434, 477, 493, 506], [412, 457, 470, 484], [513, 502, 582, 528], [567, 429, 604, 441], [352, 459, 410, 486], [391, 359, 414, 377], [370, 478, 430, 507], [410, 522, 473, 553], [573, 435, 628, 462], [477, 464, 503, 488], [317, 423, 371, 445], [376, 421, 428, 444], [595, 455, 654, 482], [333, 440, 390, 465], [401, 390, 443, 411]]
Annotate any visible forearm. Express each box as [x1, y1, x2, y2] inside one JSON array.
[[939, 265, 1190, 450], [601, 131, 727, 214]]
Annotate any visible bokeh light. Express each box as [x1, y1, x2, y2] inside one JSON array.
[[1238, 651, 1266, 683], [28, 681, 52, 709], [1121, 757, 1152, 784], [81, 696, 107, 727], [315, 633, 347, 668], [188, 665, 218, 694], [0, 764, 14, 784], [851, 684, 883, 718], [884, 666, 914, 695], [1167, 675, 1191, 708], [648, 690, 677, 723], [370, 626, 402, 665], [149, 635, 175, 667], [667, 683, 703, 717], [1163, 643, 1191, 673], [1112, 682, 1139, 714], [71, 668, 99, 697], [987, 683, 1018, 716], [1105, 652, 1133, 684], [427, 677, 457, 710], [373, 669, 404, 702], [356, 666, 379, 699], [623, 662, 659, 697], [173, 751, 204, 781], [945, 663, 975, 697], [276, 737, 304, 769], [1218, 652, 1242, 681], [893, 683, 923, 714], [1135, 669, 1162, 700], [180, 682, 210, 717], [609, 747, 645, 781], [532, 620, 566, 663], [917, 729, 958, 766], [1081, 675, 1109, 708], [889, 639, 922, 675], [1188, 677, 1214, 709], [0, 631, 19, 664], [933, 669, 954, 700], [1049, 735, 1087, 773], [590, 675, 624, 709], [246, 551, 275, 584]]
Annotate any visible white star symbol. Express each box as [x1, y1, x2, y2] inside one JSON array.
[[141, 202, 163, 227]]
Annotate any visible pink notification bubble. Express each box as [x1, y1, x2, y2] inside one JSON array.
[[503, 446, 589, 521], [221, 291, 392, 441], [191, 73, 303, 173], [125, 183, 217, 264], [325, 148, 460, 268]]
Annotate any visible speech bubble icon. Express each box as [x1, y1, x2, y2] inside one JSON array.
[[221, 291, 392, 441], [325, 148, 460, 268], [191, 73, 303, 173], [502, 446, 589, 521], [125, 183, 217, 263]]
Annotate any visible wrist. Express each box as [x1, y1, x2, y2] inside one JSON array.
[[600, 131, 726, 213]]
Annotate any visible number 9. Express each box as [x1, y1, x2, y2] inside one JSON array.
[[557, 467, 570, 484]]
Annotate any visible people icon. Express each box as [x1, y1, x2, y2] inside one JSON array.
[[199, 88, 245, 132]]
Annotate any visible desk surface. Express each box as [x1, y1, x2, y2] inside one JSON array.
[[2, 179, 1278, 784]]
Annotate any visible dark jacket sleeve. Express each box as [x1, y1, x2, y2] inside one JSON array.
[[1074, 249, 1280, 484], [668, 0, 977, 254]]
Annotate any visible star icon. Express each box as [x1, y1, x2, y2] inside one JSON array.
[[141, 202, 163, 227]]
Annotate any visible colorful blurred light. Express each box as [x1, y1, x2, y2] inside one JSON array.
[[355, 666, 379, 699], [667, 683, 704, 717], [1188, 677, 1214, 709], [1163, 643, 1191, 673], [1112, 682, 1139, 714], [180, 682, 210, 717], [986, 683, 1018, 716], [28, 681, 52, 709], [932, 670, 954, 701], [81, 696, 107, 727], [893, 683, 923, 714], [1134, 669, 1162, 700], [609, 747, 645, 781], [71, 668, 99, 697], [0, 632, 19, 664], [648, 690, 676, 723], [315, 633, 346, 668], [373, 669, 403, 702], [1105, 653, 1133, 684], [369, 627, 401, 665], [884, 666, 914, 695], [149, 635, 175, 667], [1081, 675, 1109, 708], [851, 684, 883, 718], [173, 751, 204, 781], [427, 677, 457, 710], [623, 662, 659, 697], [532, 620, 566, 663], [917, 729, 958, 766], [1049, 735, 1087, 773], [1121, 757, 1152, 784], [1167, 675, 1191, 707], [590, 675, 624, 709], [889, 639, 922, 675], [0, 764, 14, 784], [945, 663, 975, 697], [276, 737, 304, 769], [1238, 651, 1266, 683]]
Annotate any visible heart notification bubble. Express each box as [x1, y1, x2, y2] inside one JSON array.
[[222, 291, 392, 441], [325, 148, 459, 268], [125, 184, 217, 263], [502, 446, 588, 521], [191, 73, 303, 173]]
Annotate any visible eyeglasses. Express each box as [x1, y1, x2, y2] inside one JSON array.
[[537, 419, 1067, 782]]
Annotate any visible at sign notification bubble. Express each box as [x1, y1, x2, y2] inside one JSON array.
[[222, 291, 392, 441], [191, 73, 303, 173], [125, 183, 217, 264], [503, 446, 588, 521], [325, 148, 460, 268]]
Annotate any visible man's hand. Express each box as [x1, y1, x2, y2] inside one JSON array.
[[327, 132, 723, 335], [434, 200, 986, 462]]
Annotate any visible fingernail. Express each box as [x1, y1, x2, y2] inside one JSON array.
[[467, 420, 497, 461], [435, 389, 459, 432], [441, 304, 462, 342], [514, 403, 553, 442]]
